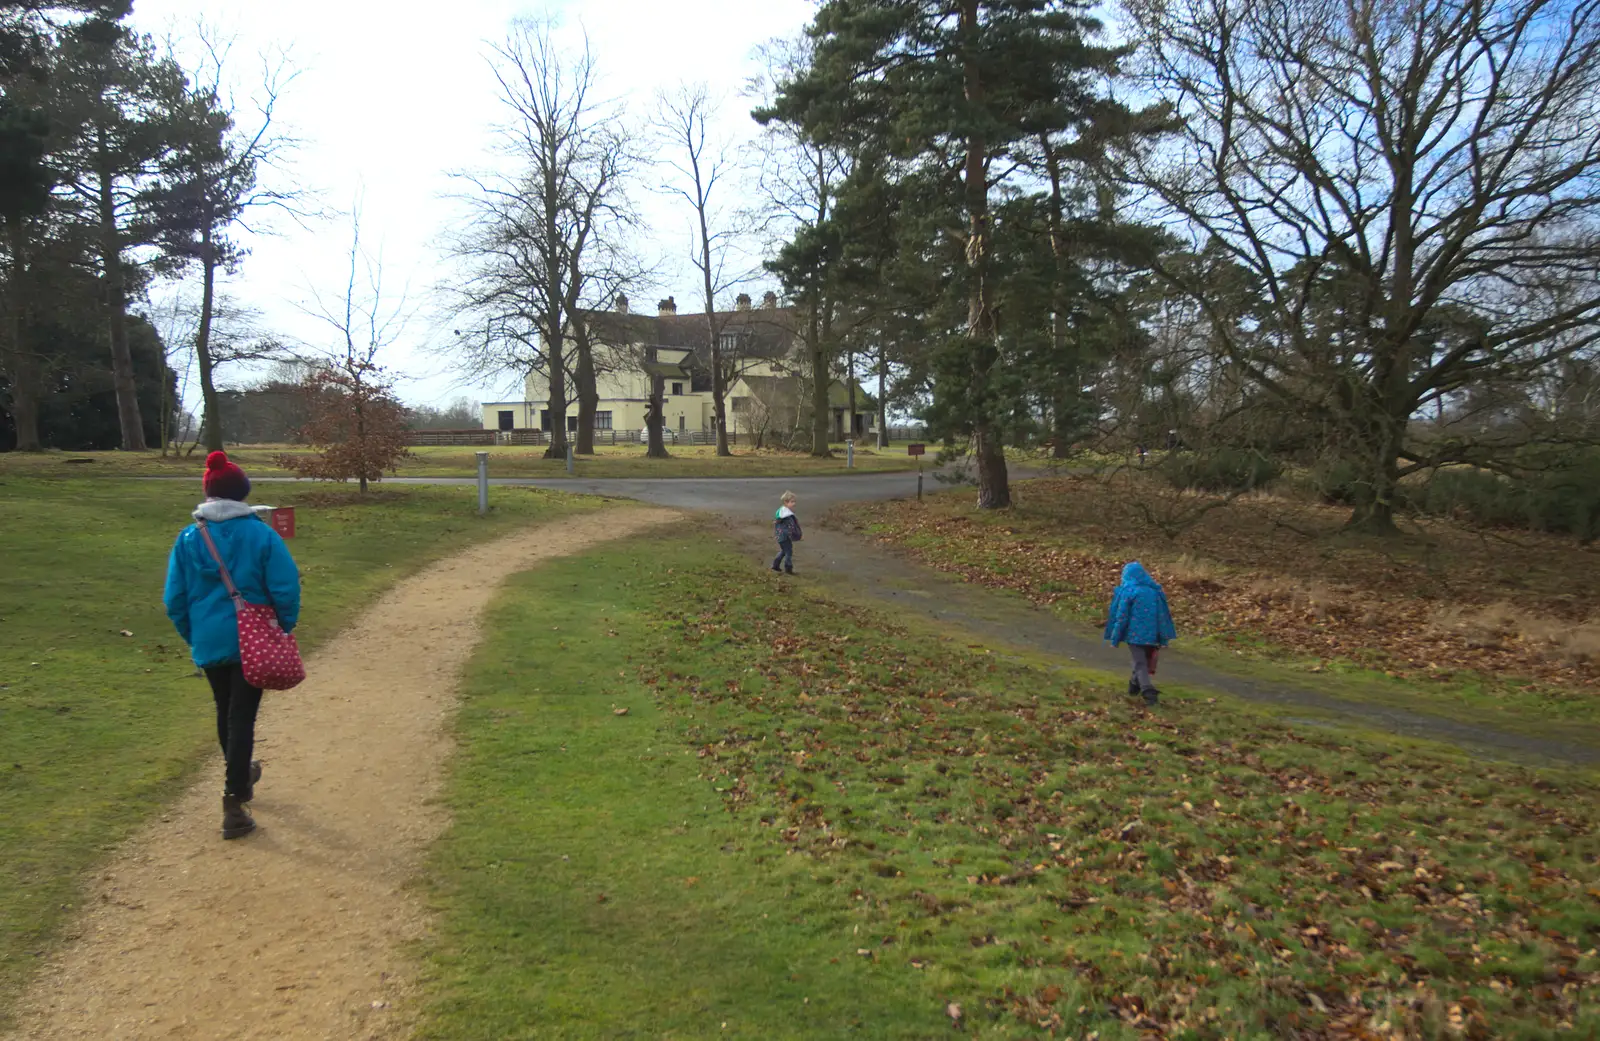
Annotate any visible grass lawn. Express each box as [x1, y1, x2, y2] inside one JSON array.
[[0, 442, 918, 480], [420, 534, 1599, 1039], [0, 477, 594, 1020], [839, 475, 1600, 740]]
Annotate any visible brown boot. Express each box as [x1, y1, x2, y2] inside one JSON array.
[[221, 794, 255, 839]]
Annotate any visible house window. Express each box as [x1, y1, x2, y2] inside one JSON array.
[[645, 346, 658, 362], [594, 411, 613, 430], [497, 410, 514, 431], [539, 409, 551, 432], [732, 396, 750, 412], [720, 332, 738, 351], [567, 415, 578, 433], [671, 381, 684, 396]]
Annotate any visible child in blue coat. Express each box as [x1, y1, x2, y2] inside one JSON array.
[[164, 451, 301, 838], [771, 491, 801, 574], [1103, 561, 1177, 707]]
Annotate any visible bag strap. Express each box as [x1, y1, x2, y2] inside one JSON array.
[[194, 519, 244, 602]]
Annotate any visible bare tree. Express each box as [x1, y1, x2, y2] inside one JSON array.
[[1124, 0, 1600, 531], [444, 19, 633, 458], [156, 22, 311, 453], [653, 83, 758, 457], [289, 206, 411, 492]]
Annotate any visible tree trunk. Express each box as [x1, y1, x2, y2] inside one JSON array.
[[8, 363, 43, 451], [197, 232, 224, 452], [1042, 135, 1074, 463], [2, 219, 43, 451], [3, 310, 44, 451], [811, 296, 832, 456], [96, 142, 146, 451], [541, 322, 568, 460], [711, 349, 731, 456], [1049, 355, 1079, 460], [1344, 431, 1402, 534], [1051, 386, 1073, 460], [974, 426, 1010, 509], [574, 329, 597, 455], [645, 374, 670, 458], [961, 0, 1008, 509], [876, 350, 889, 448]]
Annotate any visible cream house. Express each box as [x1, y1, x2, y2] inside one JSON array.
[[479, 292, 877, 442]]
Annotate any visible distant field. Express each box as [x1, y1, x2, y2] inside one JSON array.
[[0, 442, 920, 480]]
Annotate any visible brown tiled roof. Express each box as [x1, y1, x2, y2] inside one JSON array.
[[580, 304, 798, 363]]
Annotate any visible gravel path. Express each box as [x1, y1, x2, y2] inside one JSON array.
[[1, 507, 679, 1041]]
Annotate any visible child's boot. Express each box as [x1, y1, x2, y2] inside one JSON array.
[[1142, 689, 1160, 708]]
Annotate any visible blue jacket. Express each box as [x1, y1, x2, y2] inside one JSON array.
[[774, 506, 802, 542], [164, 500, 302, 668], [1103, 562, 1177, 648]]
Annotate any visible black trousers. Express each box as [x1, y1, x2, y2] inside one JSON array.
[[204, 664, 263, 800]]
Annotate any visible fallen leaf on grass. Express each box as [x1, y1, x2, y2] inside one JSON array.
[[946, 1001, 962, 1025], [119, 630, 133, 637]]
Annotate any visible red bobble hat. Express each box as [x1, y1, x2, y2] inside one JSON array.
[[203, 451, 252, 501]]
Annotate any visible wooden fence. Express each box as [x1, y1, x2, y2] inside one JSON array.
[[404, 428, 742, 448]]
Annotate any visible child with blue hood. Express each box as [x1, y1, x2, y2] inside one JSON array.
[[1103, 561, 1177, 707]]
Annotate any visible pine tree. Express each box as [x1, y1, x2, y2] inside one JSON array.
[[763, 0, 1160, 508]]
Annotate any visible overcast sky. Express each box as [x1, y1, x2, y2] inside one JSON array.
[[127, 0, 815, 412]]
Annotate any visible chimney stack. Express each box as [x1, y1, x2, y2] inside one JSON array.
[[735, 292, 752, 311], [762, 291, 778, 310], [657, 296, 677, 316], [615, 293, 629, 314]]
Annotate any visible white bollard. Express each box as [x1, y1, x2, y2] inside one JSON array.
[[847, 439, 854, 468]]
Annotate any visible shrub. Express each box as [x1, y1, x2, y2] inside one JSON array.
[[1404, 451, 1600, 542], [1525, 451, 1600, 542], [1309, 458, 1367, 506], [1160, 448, 1281, 494], [1411, 469, 1525, 528]]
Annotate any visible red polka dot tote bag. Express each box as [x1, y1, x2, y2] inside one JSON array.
[[196, 520, 306, 691]]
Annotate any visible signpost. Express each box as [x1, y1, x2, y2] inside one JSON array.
[[269, 507, 296, 538], [476, 451, 489, 515], [908, 443, 926, 500]]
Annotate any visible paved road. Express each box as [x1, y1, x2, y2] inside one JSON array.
[[353, 470, 938, 514], [253, 470, 1597, 766]]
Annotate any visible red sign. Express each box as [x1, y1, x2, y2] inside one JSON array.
[[907, 443, 926, 457], [270, 507, 296, 538]]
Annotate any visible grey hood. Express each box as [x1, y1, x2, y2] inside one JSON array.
[[193, 499, 275, 523]]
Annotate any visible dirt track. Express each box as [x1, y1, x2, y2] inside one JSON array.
[[2, 507, 677, 1041]]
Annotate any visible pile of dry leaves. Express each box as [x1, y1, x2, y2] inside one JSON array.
[[846, 475, 1600, 690]]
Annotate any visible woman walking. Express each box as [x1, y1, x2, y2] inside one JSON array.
[[164, 451, 301, 838]]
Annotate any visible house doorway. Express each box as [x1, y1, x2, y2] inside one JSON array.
[[497, 410, 514, 431]]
